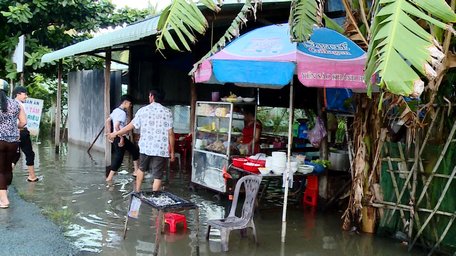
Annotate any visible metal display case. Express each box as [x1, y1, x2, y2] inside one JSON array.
[[191, 101, 246, 193]]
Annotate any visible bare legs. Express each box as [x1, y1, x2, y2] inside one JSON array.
[[134, 170, 161, 192], [0, 190, 9, 207], [106, 169, 116, 182], [106, 160, 140, 182], [27, 165, 37, 181], [135, 170, 144, 192], [133, 160, 139, 177], [152, 179, 162, 191]]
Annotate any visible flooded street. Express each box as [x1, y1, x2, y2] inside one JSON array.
[[11, 141, 426, 256]]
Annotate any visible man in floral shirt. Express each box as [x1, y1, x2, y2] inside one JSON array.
[[108, 90, 175, 192]]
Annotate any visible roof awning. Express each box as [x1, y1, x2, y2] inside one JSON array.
[[41, 0, 293, 64], [41, 16, 159, 63]]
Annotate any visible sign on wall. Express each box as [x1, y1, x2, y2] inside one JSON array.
[[24, 97, 44, 136]]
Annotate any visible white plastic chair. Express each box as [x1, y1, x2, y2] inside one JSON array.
[[206, 175, 262, 251]]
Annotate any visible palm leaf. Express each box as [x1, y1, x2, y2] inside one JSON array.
[[323, 14, 344, 34], [365, 0, 456, 97], [342, 0, 368, 48], [289, 0, 324, 42], [190, 0, 262, 75], [155, 0, 221, 54]]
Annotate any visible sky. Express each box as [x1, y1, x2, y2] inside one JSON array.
[[111, 0, 172, 11]]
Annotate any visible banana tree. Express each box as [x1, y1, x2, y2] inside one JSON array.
[[155, 0, 456, 237]]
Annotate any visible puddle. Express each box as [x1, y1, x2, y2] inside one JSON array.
[[12, 141, 426, 255]]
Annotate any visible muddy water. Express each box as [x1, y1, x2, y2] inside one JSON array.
[[12, 141, 426, 256]]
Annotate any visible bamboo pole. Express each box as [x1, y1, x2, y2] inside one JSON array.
[[190, 81, 197, 135], [416, 120, 456, 206], [371, 201, 455, 217], [428, 213, 456, 256], [281, 80, 294, 243], [408, 131, 419, 245], [386, 107, 441, 222], [410, 165, 456, 248], [385, 170, 455, 179], [384, 146, 408, 227]]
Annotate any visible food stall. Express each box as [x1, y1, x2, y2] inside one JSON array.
[[191, 98, 257, 194], [190, 95, 321, 202]]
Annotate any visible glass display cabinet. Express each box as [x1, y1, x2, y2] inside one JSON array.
[[191, 101, 245, 193]]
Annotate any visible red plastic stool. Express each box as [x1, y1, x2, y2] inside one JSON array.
[[306, 175, 319, 190], [303, 189, 318, 206], [164, 213, 187, 233], [303, 175, 319, 207]]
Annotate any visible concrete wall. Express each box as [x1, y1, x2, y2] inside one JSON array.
[[67, 70, 121, 152]]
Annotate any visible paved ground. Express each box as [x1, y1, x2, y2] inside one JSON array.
[[0, 186, 79, 256]]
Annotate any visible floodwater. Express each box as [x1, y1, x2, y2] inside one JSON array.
[[12, 141, 427, 256]]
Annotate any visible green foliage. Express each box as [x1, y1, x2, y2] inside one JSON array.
[[257, 107, 315, 134], [289, 0, 323, 42], [26, 73, 68, 113], [365, 0, 456, 97], [0, 0, 150, 80], [155, 0, 220, 54], [311, 159, 331, 168]]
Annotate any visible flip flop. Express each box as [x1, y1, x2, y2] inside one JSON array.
[[0, 204, 9, 209], [27, 178, 39, 182]]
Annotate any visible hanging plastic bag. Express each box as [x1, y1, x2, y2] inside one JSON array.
[[308, 117, 327, 148]]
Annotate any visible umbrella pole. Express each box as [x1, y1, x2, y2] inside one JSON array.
[[281, 80, 294, 243]]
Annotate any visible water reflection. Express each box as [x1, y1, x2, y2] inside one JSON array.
[[12, 141, 426, 256]]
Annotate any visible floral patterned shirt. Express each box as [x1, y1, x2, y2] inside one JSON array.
[[132, 102, 173, 157], [0, 98, 20, 142]]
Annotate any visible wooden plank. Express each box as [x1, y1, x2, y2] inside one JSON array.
[[55, 59, 63, 153], [104, 49, 112, 166]]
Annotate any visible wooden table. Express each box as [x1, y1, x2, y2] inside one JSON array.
[[123, 190, 199, 256]]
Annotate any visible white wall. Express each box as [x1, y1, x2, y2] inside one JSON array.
[[67, 70, 121, 152]]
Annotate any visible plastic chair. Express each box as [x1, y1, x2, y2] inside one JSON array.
[[174, 134, 192, 170], [165, 152, 181, 182], [206, 175, 262, 252]]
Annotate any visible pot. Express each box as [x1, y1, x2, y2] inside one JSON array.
[[329, 150, 350, 171]]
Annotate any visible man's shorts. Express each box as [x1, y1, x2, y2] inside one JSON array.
[[139, 154, 167, 179]]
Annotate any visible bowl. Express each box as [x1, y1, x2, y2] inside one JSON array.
[[298, 164, 314, 174], [224, 97, 243, 103], [243, 97, 255, 102], [258, 167, 272, 175], [232, 158, 248, 168], [243, 162, 261, 174]]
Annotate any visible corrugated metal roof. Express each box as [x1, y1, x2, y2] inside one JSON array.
[[41, 0, 291, 64], [41, 16, 159, 63]]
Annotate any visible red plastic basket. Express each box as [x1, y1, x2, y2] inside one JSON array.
[[243, 162, 261, 174], [232, 158, 248, 168]]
